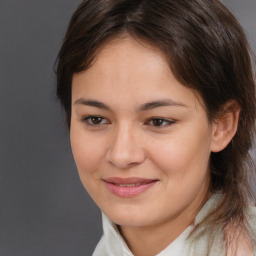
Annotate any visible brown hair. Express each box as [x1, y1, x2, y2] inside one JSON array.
[[56, 0, 256, 245]]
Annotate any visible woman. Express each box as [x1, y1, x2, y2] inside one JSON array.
[[56, 0, 256, 255]]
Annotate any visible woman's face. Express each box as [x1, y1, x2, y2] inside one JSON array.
[[70, 37, 214, 228]]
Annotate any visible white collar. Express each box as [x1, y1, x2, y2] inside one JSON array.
[[93, 194, 223, 256], [100, 213, 193, 256]]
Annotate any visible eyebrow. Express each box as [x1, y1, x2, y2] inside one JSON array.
[[74, 98, 187, 111], [138, 99, 187, 111], [74, 99, 111, 110]]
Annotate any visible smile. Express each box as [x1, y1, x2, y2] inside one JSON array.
[[117, 183, 148, 187], [103, 177, 158, 198]]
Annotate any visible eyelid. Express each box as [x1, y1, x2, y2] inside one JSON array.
[[145, 117, 176, 127], [81, 115, 110, 126]]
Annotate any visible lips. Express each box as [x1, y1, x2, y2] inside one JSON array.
[[118, 183, 148, 187], [103, 177, 158, 197]]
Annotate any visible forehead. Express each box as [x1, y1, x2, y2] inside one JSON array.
[[89, 36, 171, 83], [72, 37, 205, 111]]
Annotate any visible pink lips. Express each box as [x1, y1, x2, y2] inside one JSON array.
[[103, 177, 158, 198]]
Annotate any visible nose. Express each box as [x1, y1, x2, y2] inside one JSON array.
[[106, 125, 146, 169]]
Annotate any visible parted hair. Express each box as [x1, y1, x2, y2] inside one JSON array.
[[56, 0, 256, 234]]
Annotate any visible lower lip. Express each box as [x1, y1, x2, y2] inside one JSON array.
[[104, 181, 157, 198]]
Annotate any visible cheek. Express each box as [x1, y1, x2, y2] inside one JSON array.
[[149, 128, 212, 180], [70, 127, 106, 179], [147, 132, 211, 211]]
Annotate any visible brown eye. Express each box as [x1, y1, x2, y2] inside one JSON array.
[[82, 115, 109, 126], [147, 118, 175, 127], [91, 116, 103, 124], [152, 119, 165, 126]]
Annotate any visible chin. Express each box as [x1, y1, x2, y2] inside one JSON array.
[[102, 206, 156, 227]]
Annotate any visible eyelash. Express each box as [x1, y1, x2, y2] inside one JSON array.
[[81, 115, 175, 128], [146, 117, 175, 127], [82, 115, 109, 126]]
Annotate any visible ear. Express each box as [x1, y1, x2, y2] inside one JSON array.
[[210, 101, 240, 153]]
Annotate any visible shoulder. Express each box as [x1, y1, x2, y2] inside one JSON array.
[[225, 206, 256, 256], [246, 206, 256, 254]]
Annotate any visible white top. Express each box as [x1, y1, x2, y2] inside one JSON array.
[[92, 194, 256, 256], [93, 213, 194, 256]]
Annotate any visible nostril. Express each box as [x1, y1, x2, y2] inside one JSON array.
[[107, 159, 137, 169], [106, 148, 146, 169]]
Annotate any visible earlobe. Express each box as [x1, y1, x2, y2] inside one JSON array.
[[210, 101, 240, 153]]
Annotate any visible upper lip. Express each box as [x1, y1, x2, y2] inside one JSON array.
[[103, 177, 158, 184]]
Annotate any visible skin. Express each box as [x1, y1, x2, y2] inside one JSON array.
[[70, 37, 239, 256]]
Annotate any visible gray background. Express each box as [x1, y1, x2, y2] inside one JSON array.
[[0, 1, 255, 256]]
